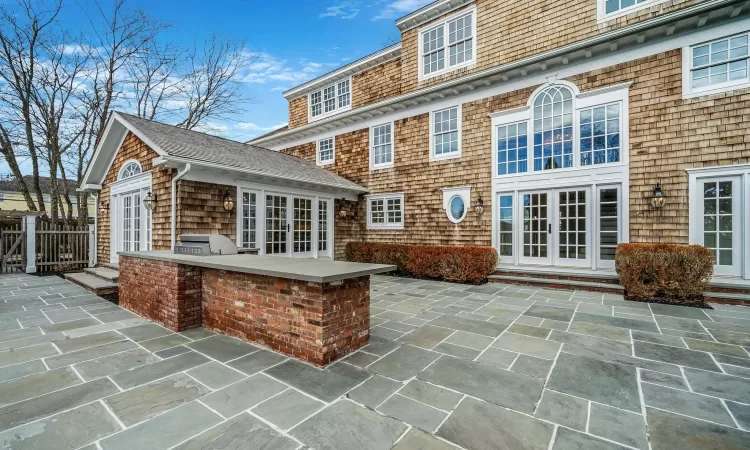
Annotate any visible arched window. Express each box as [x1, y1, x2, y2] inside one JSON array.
[[532, 85, 574, 171], [118, 161, 142, 180]]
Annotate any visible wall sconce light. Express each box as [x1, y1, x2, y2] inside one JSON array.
[[339, 198, 348, 218], [475, 197, 485, 215], [223, 192, 235, 211], [98, 200, 109, 215], [649, 184, 666, 209], [143, 192, 156, 210]]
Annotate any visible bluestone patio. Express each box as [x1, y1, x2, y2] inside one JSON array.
[[0, 273, 748, 449]]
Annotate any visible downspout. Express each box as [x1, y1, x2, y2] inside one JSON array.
[[91, 191, 99, 266], [171, 164, 191, 249]]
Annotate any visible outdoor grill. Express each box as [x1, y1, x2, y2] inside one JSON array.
[[174, 234, 238, 256]]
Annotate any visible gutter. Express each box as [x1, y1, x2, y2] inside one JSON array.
[[253, 0, 743, 146], [171, 164, 191, 249]]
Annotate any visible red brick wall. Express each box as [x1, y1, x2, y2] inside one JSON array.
[[119, 256, 202, 331], [119, 255, 371, 366], [202, 270, 370, 366]]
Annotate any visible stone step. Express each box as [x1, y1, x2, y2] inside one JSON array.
[[64, 272, 118, 296], [704, 291, 750, 307], [493, 269, 621, 284], [83, 267, 119, 283], [488, 274, 625, 294]]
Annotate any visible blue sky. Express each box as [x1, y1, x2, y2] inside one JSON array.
[[85, 0, 431, 141], [1, 0, 433, 178]]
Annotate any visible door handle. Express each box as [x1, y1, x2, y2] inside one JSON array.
[[548, 224, 552, 234], [287, 224, 291, 233]]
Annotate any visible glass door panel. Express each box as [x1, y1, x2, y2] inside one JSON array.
[[292, 196, 313, 257], [557, 188, 589, 266], [265, 194, 288, 255], [701, 178, 741, 276], [318, 199, 331, 258], [598, 187, 619, 268], [520, 191, 551, 264], [240, 191, 258, 249]]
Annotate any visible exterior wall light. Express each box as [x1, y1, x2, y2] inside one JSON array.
[[339, 198, 348, 218], [649, 184, 666, 209], [475, 196, 485, 215], [223, 192, 235, 211], [98, 200, 109, 215], [143, 192, 156, 210]]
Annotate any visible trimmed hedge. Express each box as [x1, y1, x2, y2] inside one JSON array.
[[615, 243, 713, 300], [345, 242, 498, 284]]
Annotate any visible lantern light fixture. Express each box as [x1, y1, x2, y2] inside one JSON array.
[[339, 198, 347, 218], [223, 192, 235, 211], [475, 196, 485, 215], [649, 184, 666, 209], [143, 192, 156, 210], [98, 200, 109, 214]]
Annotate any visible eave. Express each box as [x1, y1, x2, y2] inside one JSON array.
[[255, 0, 749, 148], [395, 0, 476, 33], [283, 44, 402, 99]]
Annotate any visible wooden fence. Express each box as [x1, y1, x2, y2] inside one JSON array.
[[0, 220, 25, 274], [34, 220, 91, 273], [0, 215, 94, 274]]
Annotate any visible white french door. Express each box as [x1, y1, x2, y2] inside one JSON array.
[[292, 196, 314, 258], [520, 191, 551, 264], [250, 190, 333, 258], [699, 177, 742, 276], [516, 186, 592, 267], [110, 186, 151, 264]]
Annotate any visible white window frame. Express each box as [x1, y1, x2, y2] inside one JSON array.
[[118, 159, 142, 180], [308, 77, 352, 122], [597, 0, 671, 23], [682, 31, 750, 99], [366, 193, 404, 230], [418, 7, 476, 81], [442, 186, 471, 224], [490, 81, 630, 179], [429, 104, 462, 161], [369, 122, 395, 170], [316, 137, 335, 166]]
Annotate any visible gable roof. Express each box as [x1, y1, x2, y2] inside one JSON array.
[[81, 112, 366, 194]]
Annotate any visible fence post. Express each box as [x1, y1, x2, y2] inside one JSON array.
[[25, 215, 36, 274], [88, 224, 96, 267]]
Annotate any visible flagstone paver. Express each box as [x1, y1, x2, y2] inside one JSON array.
[[0, 273, 749, 449]]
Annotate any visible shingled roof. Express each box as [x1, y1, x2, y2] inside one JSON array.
[[112, 113, 364, 192]]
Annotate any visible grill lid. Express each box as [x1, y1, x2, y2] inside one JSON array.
[[174, 234, 238, 256]]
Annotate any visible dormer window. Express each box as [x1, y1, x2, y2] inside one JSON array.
[[309, 78, 351, 121], [419, 8, 476, 80]]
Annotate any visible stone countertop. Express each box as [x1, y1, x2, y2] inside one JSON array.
[[118, 251, 396, 283]]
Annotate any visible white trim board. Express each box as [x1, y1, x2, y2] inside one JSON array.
[[262, 17, 750, 151]]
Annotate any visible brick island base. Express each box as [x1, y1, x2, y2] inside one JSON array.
[[119, 255, 371, 366]]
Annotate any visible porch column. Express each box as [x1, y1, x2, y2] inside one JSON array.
[[24, 215, 36, 274]]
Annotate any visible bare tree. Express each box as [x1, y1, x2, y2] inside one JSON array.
[[0, 0, 258, 223], [0, 0, 63, 213], [177, 33, 256, 130], [127, 40, 182, 121]]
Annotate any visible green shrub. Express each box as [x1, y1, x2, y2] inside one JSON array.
[[345, 242, 497, 283], [615, 243, 713, 300]]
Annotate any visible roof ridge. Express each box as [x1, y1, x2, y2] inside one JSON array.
[[115, 111, 276, 152]]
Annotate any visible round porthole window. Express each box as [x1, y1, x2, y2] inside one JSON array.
[[448, 195, 466, 223]]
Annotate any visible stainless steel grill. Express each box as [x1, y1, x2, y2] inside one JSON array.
[[174, 234, 238, 256]]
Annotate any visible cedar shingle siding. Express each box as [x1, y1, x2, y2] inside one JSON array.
[[281, 48, 750, 259], [98, 133, 174, 263]]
